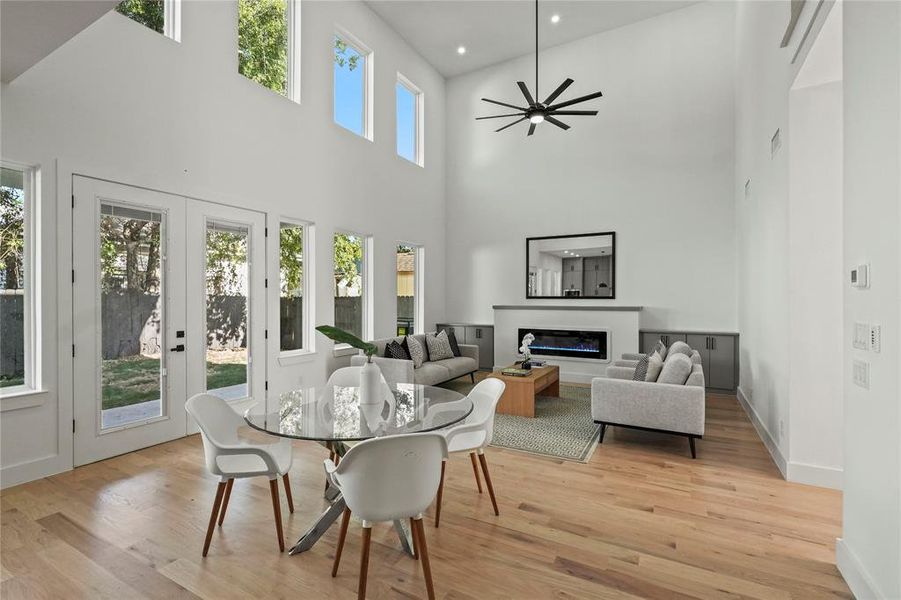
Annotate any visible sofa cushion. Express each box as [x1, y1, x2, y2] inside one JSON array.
[[668, 341, 693, 358], [413, 362, 451, 386], [435, 356, 477, 379], [646, 352, 664, 382], [426, 331, 455, 361], [385, 340, 410, 361], [444, 329, 462, 357], [658, 352, 693, 385], [405, 335, 426, 368], [654, 340, 668, 360], [631, 354, 650, 381]]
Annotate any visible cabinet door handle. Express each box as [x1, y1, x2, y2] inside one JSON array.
[[476, 329, 481, 339], [705, 337, 710, 350], [711, 336, 716, 350]]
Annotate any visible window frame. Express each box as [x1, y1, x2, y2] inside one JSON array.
[[396, 242, 424, 335], [333, 27, 374, 141], [396, 73, 424, 167], [163, 0, 181, 42], [276, 218, 314, 358], [0, 161, 39, 400], [236, 0, 302, 102], [332, 230, 372, 354]]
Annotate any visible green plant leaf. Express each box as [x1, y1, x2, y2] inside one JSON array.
[[315, 325, 376, 356]]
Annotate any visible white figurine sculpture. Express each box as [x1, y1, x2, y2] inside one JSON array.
[[519, 333, 535, 367]]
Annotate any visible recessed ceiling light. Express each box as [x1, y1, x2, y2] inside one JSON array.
[[550, 14, 560, 24], [457, 46, 466, 55]]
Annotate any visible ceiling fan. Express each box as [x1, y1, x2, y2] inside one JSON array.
[[476, 0, 604, 136]]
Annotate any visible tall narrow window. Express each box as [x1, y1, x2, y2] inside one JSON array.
[[238, 0, 301, 100], [333, 233, 368, 340], [396, 75, 423, 165], [279, 221, 307, 352], [116, 0, 180, 41], [396, 244, 423, 335], [334, 32, 371, 139], [0, 166, 31, 392]]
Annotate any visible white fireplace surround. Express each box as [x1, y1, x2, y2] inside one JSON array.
[[493, 305, 642, 384]]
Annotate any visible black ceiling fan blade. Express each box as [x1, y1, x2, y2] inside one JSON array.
[[476, 112, 525, 120], [547, 90, 604, 111], [481, 97, 527, 111], [495, 117, 528, 132], [517, 81, 536, 107], [548, 110, 598, 116], [544, 115, 570, 130], [543, 78, 574, 105], [527, 122, 536, 136]]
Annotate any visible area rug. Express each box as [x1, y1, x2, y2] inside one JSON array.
[[440, 379, 601, 462]]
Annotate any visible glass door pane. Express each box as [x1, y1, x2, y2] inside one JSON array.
[[205, 221, 249, 400], [99, 203, 165, 429]]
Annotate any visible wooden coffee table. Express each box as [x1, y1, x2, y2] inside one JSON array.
[[487, 365, 560, 417]]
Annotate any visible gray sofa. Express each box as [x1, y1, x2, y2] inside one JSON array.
[[591, 355, 705, 458], [350, 333, 479, 386]]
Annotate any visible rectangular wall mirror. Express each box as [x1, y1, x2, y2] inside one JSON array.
[[527, 232, 616, 299]]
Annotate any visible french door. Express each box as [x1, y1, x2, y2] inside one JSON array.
[[72, 177, 266, 466]]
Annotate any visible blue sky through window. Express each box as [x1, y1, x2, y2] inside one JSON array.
[[334, 38, 365, 136], [396, 82, 416, 163]]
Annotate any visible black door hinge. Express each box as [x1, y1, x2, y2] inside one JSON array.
[[264, 329, 269, 340], [72, 419, 76, 433], [265, 381, 269, 391], [72, 344, 76, 357], [71, 269, 75, 283], [71, 194, 75, 208], [264, 227, 269, 237]]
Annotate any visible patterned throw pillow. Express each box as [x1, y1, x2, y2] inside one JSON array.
[[426, 331, 455, 361], [632, 354, 650, 381], [385, 340, 411, 361], [445, 329, 462, 357], [405, 335, 426, 368]]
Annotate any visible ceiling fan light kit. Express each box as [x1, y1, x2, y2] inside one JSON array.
[[476, 0, 604, 136]]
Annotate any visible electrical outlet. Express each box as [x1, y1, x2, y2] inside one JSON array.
[[853, 322, 869, 350], [870, 325, 881, 353], [852, 359, 870, 389]]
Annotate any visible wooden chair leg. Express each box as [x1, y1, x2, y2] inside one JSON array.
[[203, 481, 228, 557], [413, 518, 436, 600], [410, 518, 419, 559], [434, 460, 446, 528], [269, 479, 285, 552], [470, 372, 475, 383], [358, 525, 372, 600], [282, 473, 295, 513], [217, 479, 234, 526], [477, 452, 500, 516], [469, 452, 483, 493], [332, 508, 351, 577]]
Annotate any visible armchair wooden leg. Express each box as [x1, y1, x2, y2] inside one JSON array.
[[217, 479, 234, 526], [689, 437, 697, 459], [469, 452, 483, 493], [410, 518, 419, 559], [203, 481, 228, 557], [332, 508, 351, 577], [477, 452, 500, 516], [358, 525, 372, 600], [599, 423, 608, 444], [434, 460, 446, 528], [470, 372, 475, 384], [269, 479, 285, 552], [282, 474, 295, 513], [413, 518, 436, 600]]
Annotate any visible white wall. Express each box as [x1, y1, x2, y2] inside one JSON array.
[[0, 0, 447, 486], [837, 1, 901, 597], [444, 2, 736, 331]]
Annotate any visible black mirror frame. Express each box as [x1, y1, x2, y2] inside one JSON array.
[[526, 231, 616, 300]]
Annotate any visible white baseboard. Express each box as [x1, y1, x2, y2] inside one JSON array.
[[736, 386, 787, 478], [836, 538, 886, 599], [0, 453, 69, 490], [787, 460, 843, 490]]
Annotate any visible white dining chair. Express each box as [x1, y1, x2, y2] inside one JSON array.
[[326, 432, 447, 600], [185, 393, 295, 556], [434, 377, 506, 527]]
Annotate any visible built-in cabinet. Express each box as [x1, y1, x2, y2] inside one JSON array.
[[560, 256, 613, 297], [640, 330, 738, 392], [436, 323, 494, 370]]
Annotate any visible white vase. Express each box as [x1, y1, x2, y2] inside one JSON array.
[[359, 360, 382, 406]]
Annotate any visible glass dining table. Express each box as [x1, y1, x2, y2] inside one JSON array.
[[244, 382, 472, 556]]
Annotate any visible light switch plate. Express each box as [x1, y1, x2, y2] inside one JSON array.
[[852, 359, 869, 389], [853, 322, 869, 350], [870, 325, 881, 353]]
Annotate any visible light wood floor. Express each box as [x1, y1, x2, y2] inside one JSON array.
[[1, 390, 850, 599]]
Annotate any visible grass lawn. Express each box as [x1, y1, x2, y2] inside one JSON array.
[[101, 355, 246, 410], [0, 375, 25, 388]]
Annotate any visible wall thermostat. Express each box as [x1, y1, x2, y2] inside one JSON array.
[[851, 264, 869, 288]]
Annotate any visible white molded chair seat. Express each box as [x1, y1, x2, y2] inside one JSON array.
[[186, 393, 295, 556], [326, 433, 447, 600], [434, 377, 506, 527]]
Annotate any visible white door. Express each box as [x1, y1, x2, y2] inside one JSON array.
[[73, 177, 267, 465]]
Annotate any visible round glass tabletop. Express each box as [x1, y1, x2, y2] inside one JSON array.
[[243, 383, 473, 442]]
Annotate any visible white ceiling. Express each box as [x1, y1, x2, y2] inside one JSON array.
[[365, 0, 698, 78]]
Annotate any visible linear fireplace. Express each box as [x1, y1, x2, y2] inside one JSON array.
[[518, 328, 608, 361]]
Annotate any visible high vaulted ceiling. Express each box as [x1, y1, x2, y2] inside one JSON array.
[[365, 0, 698, 78]]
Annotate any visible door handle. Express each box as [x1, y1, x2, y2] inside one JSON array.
[[711, 337, 716, 350], [170, 344, 185, 352], [706, 337, 710, 350]]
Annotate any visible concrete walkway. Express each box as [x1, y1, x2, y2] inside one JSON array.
[[100, 384, 248, 428]]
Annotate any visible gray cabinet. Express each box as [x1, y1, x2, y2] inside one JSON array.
[[436, 323, 494, 370], [641, 330, 738, 392]]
